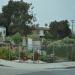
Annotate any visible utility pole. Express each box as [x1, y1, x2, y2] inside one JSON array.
[[70, 20, 75, 61], [70, 20, 75, 34]]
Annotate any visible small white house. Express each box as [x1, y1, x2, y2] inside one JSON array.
[[33, 27, 49, 37], [26, 27, 49, 51], [0, 27, 6, 41]]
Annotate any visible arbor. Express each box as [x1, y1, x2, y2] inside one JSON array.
[[0, 0, 34, 36], [49, 20, 71, 39]]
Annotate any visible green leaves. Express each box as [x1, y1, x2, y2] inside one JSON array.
[[0, 0, 34, 36], [49, 20, 71, 39], [12, 32, 22, 44], [47, 37, 75, 59]]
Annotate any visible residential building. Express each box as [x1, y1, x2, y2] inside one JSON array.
[[32, 26, 49, 38], [0, 26, 6, 41], [27, 26, 49, 51]]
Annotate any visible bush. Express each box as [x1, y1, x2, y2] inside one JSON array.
[[12, 32, 22, 44], [34, 51, 40, 61], [47, 37, 75, 61], [39, 55, 47, 61], [0, 47, 16, 60], [0, 47, 9, 59]]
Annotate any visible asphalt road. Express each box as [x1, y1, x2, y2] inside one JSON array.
[[0, 66, 75, 75], [20, 68, 75, 75], [0, 66, 33, 75]]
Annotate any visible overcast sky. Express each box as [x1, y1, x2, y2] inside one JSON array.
[[0, 0, 75, 27]]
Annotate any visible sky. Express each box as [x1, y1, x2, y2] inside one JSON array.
[[0, 0, 75, 27]]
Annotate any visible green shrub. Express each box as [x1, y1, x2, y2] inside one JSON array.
[[12, 32, 22, 44], [0, 47, 16, 60], [0, 47, 9, 59], [39, 55, 47, 61]]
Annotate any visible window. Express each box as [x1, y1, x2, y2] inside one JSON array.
[[3, 30, 6, 35]]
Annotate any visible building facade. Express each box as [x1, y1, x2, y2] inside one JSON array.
[[27, 27, 49, 51], [0, 27, 6, 41]]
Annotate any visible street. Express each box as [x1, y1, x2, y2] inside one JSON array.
[[0, 66, 33, 75], [0, 66, 75, 75], [25, 68, 75, 75], [1, 59, 75, 75]]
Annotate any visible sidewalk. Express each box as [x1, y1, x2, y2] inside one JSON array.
[[0, 59, 75, 70]]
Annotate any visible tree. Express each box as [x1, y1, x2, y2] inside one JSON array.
[[44, 31, 54, 40], [0, 14, 7, 27], [0, 0, 34, 36], [49, 20, 71, 39], [12, 32, 22, 44]]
